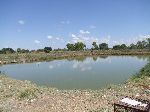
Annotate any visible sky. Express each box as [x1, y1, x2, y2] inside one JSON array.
[[0, 0, 150, 50]]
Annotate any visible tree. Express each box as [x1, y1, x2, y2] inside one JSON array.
[[120, 44, 127, 50], [1, 48, 15, 54], [113, 45, 121, 50], [30, 50, 36, 53], [146, 38, 150, 50], [93, 57, 98, 61], [99, 43, 108, 50], [21, 49, 29, 53], [142, 40, 148, 48], [66, 43, 75, 51], [44, 47, 52, 53], [66, 42, 86, 51], [17, 48, 29, 53], [74, 42, 86, 51], [136, 40, 147, 49], [17, 48, 21, 53], [92, 42, 98, 50], [129, 43, 137, 49]]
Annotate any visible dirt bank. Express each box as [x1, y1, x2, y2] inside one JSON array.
[[0, 74, 149, 112]]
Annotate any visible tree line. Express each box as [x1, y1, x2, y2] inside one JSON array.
[[66, 38, 150, 51], [0, 38, 150, 54]]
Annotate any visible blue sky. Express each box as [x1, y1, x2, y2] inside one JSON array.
[[0, 0, 150, 49]]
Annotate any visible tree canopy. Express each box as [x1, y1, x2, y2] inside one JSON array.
[[99, 43, 108, 50], [44, 47, 52, 53], [92, 42, 99, 50], [1, 48, 15, 54], [66, 42, 86, 51], [17, 48, 29, 53]]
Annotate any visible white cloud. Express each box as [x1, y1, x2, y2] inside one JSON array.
[[36, 62, 41, 65], [55, 37, 64, 42], [70, 32, 111, 47], [56, 37, 60, 40], [112, 41, 119, 45], [99, 36, 111, 44], [34, 40, 40, 44], [110, 34, 150, 47], [79, 30, 90, 34], [91, 37, 99, 43], [71, 34, 76, 38], [69, 32, 111, 48], [82, 37, 90, 41], [49, 65, 54, 69], [72, 37, 82, 43], [47, 35, 53, 39], [72, 59, 92, 72], [81, 66, 92, 71], [70, 32, 97, 44], [18, 20, 25, 25], [89, 25, 96, 29], [47, 35, 64, 42], [69, 31, 150, 48], [57, 63, 61, 67], [61, 20, 70, 24]]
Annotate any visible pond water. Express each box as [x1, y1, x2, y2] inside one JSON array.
[[0, 56, 149, 90]]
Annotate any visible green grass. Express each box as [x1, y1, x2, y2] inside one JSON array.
[[19, 87, 37, 99], [130, 60, 150, 86]]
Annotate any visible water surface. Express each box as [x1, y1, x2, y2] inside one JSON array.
[[0, 56, 148, 90]]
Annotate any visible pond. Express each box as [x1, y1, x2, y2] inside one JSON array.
[[0, 56, 149, 90]]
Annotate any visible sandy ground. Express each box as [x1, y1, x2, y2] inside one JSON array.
[[0, 75, 150, 112]]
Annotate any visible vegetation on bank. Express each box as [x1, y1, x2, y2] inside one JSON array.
[[0, 50, 150, 65], [0, 38, 150, 54], [0, 38, 150, 65], [0, 58, 150, 112], [131, 58, 150, 82], [0, 50, 150, 64]]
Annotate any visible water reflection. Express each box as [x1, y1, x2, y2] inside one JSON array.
[[72, 58, 92, 72], [67, 56, 109, 62], [67, 57, 86, 62], [0, 56, 149, 89]]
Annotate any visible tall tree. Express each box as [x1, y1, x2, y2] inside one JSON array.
[[17, 48, 21, 53], [113, 45, 121, 50], [17, 48, 29, 53], [147, 38, 150, 50], [1, 48, 15, 54], [74, 42, 86, 51], [129, 43, 137, 49], [136, 40, 147, 49], [99, 43, 108, 50], [92, 42, 99, 50], [66, 43, 75, 51], [120, 44, 127, 50], [44, 47, 52, 53]]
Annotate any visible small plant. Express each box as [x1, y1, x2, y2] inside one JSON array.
[[19, 87, 37, 99]]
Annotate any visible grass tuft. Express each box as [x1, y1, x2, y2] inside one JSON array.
[[19, 87, 37, 99]]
